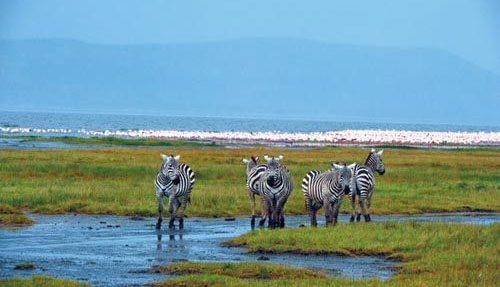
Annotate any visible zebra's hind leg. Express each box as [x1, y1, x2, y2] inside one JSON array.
[[178, 197, 187, 229], [349, 192, 356, 222], [356, 197, 363, 222], [156, 192, 164, 229], [249, 191, 256, 228], [360, 196, 370, 222], [310, 202, 321, 227]]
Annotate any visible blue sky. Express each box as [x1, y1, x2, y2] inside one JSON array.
[[1, 0, 499, 76]]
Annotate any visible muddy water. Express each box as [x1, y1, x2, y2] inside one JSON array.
[[0, 213, 498, 287]]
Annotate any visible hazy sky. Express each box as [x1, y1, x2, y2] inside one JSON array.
[[1, 0, 499, 76]]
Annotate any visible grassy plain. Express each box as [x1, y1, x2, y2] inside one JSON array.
[[0, 146, 498, 217], [152, 222, 499, 287]]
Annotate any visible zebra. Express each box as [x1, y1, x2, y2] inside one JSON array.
[[242, 156, 269, 227], [155, 154, 195, 230], [302, 162, 353, 227], [346, 149, 385, 222], [258, 155, 293, 228]]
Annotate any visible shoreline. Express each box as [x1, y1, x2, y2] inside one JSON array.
[[1, 129, 499, 148]]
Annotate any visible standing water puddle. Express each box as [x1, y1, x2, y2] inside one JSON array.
[[0, 213, 498, 286]]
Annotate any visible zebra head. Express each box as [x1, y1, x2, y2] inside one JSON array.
[[242, 156, 259, 173], [160, 154, 181, 182], [263, 155, 284, 187], [367, 149, 385, 175], [332, 162, 353, 191]]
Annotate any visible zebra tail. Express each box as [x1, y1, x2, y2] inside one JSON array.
[[302, 170, 318, 211]]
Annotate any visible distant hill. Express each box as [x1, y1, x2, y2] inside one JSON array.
[[0, 38, 499, 125]]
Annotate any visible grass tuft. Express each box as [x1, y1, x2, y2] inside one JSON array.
[[0, 214, 34, 227], [152, 261, 325, 280], [0, 276, 89, 287]]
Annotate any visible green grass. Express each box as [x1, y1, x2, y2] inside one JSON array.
[[0, 214, 34, 227], [0, 147, 498, 216], [3, 135, 218, 147], [152, 222, 499, 287], [0, 276, 89, 287], [152, 261, 325, 279]]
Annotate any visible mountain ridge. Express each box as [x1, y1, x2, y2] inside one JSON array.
[[1, 38, 499, 125]]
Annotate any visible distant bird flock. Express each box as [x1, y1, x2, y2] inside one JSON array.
[[1, 126, 499, 145], [156, 149, 385, 229]]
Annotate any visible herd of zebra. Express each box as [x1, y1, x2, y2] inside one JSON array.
[[154, 149, 385, 230]]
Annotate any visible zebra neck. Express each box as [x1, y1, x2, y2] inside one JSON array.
[[364, 155, 377, 172]]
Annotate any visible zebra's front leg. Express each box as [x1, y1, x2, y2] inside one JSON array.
[[259, 197, 268, 227], [310, 202, 320, 227], [324, 202, 332, 227], [168, 195, 178, 229], [156, 193, 164, 230], [277, 198, 286, 228], [332, 198, 343, 225]]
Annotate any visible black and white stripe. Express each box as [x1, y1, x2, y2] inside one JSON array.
[[302, 163, 352, 226], [259, 155, 293, 228], [155, 154, 195, 229], [346, 149, 385, 222], [242, 156, 269, 227]]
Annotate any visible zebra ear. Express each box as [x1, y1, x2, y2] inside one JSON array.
[[371, 148, 376, 153], [332, 162, 343, 169], [160, 154, 168, 161], [348, 163, 357, 169], [377, 150, 384, 156], [264, 155, 271, 162], [277, 155, 284, 161], [242, 158, 250, 164], [174, 155, 180, 161], [254, 156, 259, 162]]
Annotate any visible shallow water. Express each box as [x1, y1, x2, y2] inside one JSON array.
[[0, 213, 498, 286]]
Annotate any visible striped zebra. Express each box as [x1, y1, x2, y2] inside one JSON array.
[[302, 162, 353, 227], [259, 155, 293, 228], [242, 156, 269, 227], [346, 149, 385, 222], [155, 154, 195, 230]]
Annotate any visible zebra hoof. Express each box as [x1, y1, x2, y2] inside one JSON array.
[[179, 218, 184, 229], [365, 214, 371, 222], [350, 216, 355, 222], [155, 222, 161, 230], [258, 219, 266, 226], [356, 214, 361, 222], [250, 216, 256, 227], [168, 220, 175, 229]]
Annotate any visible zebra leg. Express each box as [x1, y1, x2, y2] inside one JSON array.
[[360, 195, 370, 222], [168, 195, 178, 229], [356, 196, 363, 222], [270, 198, 279, 229], [178, 197, 187, 229], [365, 191, 373, 222], [156, 192, 163, 229], [249, 192, 256, 227], [277, 198, 286, 228], [259, 197, 268, 226], [324, 203, 332, 227], [349, 192, 356, 222], [310, 202, 321, 227], [333, 198, 343, 225]]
